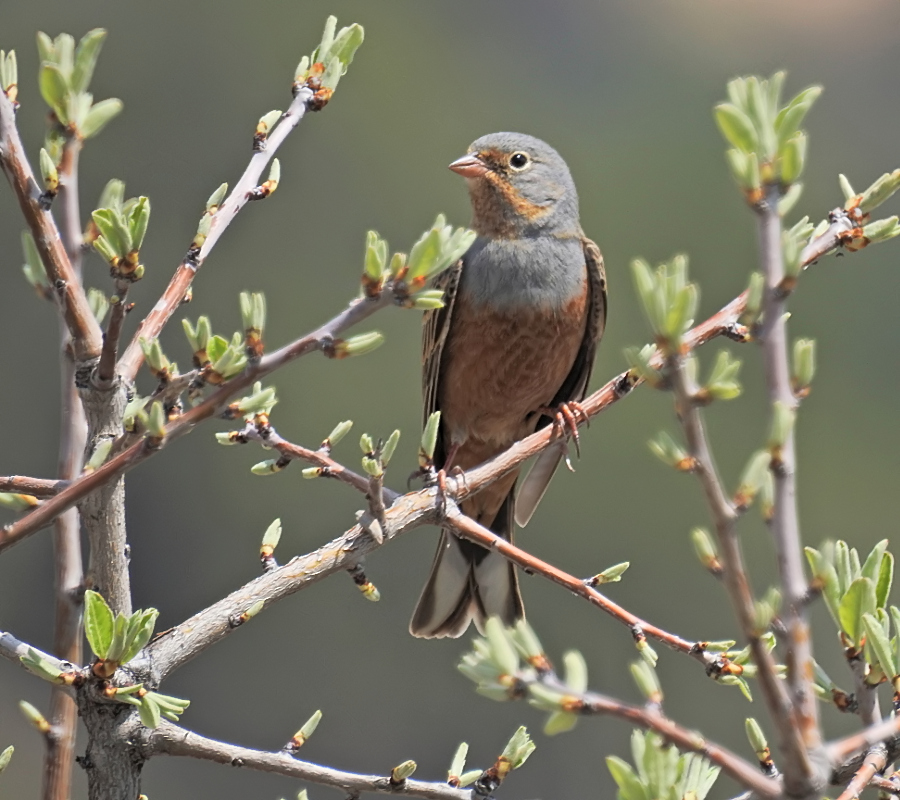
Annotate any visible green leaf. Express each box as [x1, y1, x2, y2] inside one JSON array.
[[71, 28, 106, 93], [863, 613, 896, 679], [714, 103, 758, 153], [862, 539, 889, 582], [543, 710, 577, 736], [138, 693, 161, 729], [80, 98, 123, 138], [562, 650, 588, 693], [0, 745, 12, 774], [39, 62, 68, 118], [128, 197, 150, 251], [839, 577, 877, 646], [84, 590, 114, 659], [121, 608, 159, 663], [877, 552, 894, 610], [206, 334, 228, 364], [606, 756, 649, 800], [106, 611, 129, 662]]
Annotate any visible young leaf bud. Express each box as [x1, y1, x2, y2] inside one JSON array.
[[19, 700, 51, 734], [381, 429, 400, 465]]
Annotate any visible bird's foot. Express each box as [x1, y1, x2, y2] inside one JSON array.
[[540, 401, 589, 469], [408, 464, 465, 514]]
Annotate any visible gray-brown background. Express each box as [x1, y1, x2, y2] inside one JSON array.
[[0, 1, 898, 797]]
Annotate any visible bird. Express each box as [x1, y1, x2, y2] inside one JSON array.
[[409, 132, 607, 638]]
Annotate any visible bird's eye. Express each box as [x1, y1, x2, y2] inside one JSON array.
[[508, 152, 530, 170]]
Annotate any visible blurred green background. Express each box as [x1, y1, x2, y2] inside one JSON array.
[[1, 1, 898, 798]]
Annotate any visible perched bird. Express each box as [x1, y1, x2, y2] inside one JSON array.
[[410, 132, 607, 638]]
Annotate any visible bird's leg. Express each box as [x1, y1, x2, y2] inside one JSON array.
[[408, 443, 464, 514], [539, 401, 589, 467]]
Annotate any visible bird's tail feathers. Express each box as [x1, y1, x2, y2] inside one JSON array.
[[410, 496, 522, 639], [515, 445, 564, 528]]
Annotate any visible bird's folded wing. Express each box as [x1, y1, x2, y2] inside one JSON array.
[[422, 259, 463, 467], [515, 236, 607, 527]]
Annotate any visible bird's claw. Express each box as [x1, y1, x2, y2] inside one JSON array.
[[541, 401, 589, 465]]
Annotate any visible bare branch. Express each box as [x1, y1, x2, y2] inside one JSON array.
[[444, 510, 719, 672], [0, 91, 102, 363], [46, 131, 88, 800], [0, 476, 68, 497], [755, 187, 822, 779], [828, 716, 900, 766], [666, 350, 812, 781], [117, 87, 314, 382], [834, 745, 886, 800], [149, 721, 470, 800], [575, 690, 780, 797], [142, 486, 437, 681]]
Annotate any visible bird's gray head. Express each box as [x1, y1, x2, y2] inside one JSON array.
[[449, 132, 580, 239]]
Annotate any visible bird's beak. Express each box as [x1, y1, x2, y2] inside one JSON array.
[[449, 153, 488, 178]]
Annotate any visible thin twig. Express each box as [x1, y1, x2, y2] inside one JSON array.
[[45, 132, 88, 800], [0, 90, 102, 363], [847, 652, 880, 728], [95, 286, 130, 387], [117, 87, 314, 383], [756, 186, 822, 776], [828, 716, 900, 766], [577, 690, 780, 797], [834, 745, 886, 800], [149, 721, 470, 800], [444, 510, 719, 671], [0, 476, 68, 497]]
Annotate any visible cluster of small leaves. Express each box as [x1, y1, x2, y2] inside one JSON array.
[[356, 430, 400, 480], [92, 196, 150, 280], [606, 731, 720, 800], [715, 72, 820, 209], [631, 255, 698, 349], [83, 591, 189, 728], [37, 29, 122, 139], [294, 16, 364, 96], [0, 49, 17, 104], [805, 540, 897, 689], [361, 215, 475, 306], [119, 687, 190, 730], [84, 590, 159, 676], [85, 179, 149, 281], [19, 648, 78, 686], [837, 171, 900, 249]]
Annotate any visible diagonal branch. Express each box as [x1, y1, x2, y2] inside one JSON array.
[[116, 86, 314, 383], [0, 91, 102, 363], [148, 721, 470, 800], [443, 510, 720, 672]]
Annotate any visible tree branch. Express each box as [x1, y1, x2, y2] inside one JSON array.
[[666, 346, 813, 788], [0, 476, 68, 497], [834, 745, 886, 800], [45, 132, 88, 800], [576, 690, 780, 797], [148, 721, 471, 800], [116, 86, 314, 383], [443, 510, 720, 672], [755, 186, 822, 785], [0, 91, 102, 363]]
